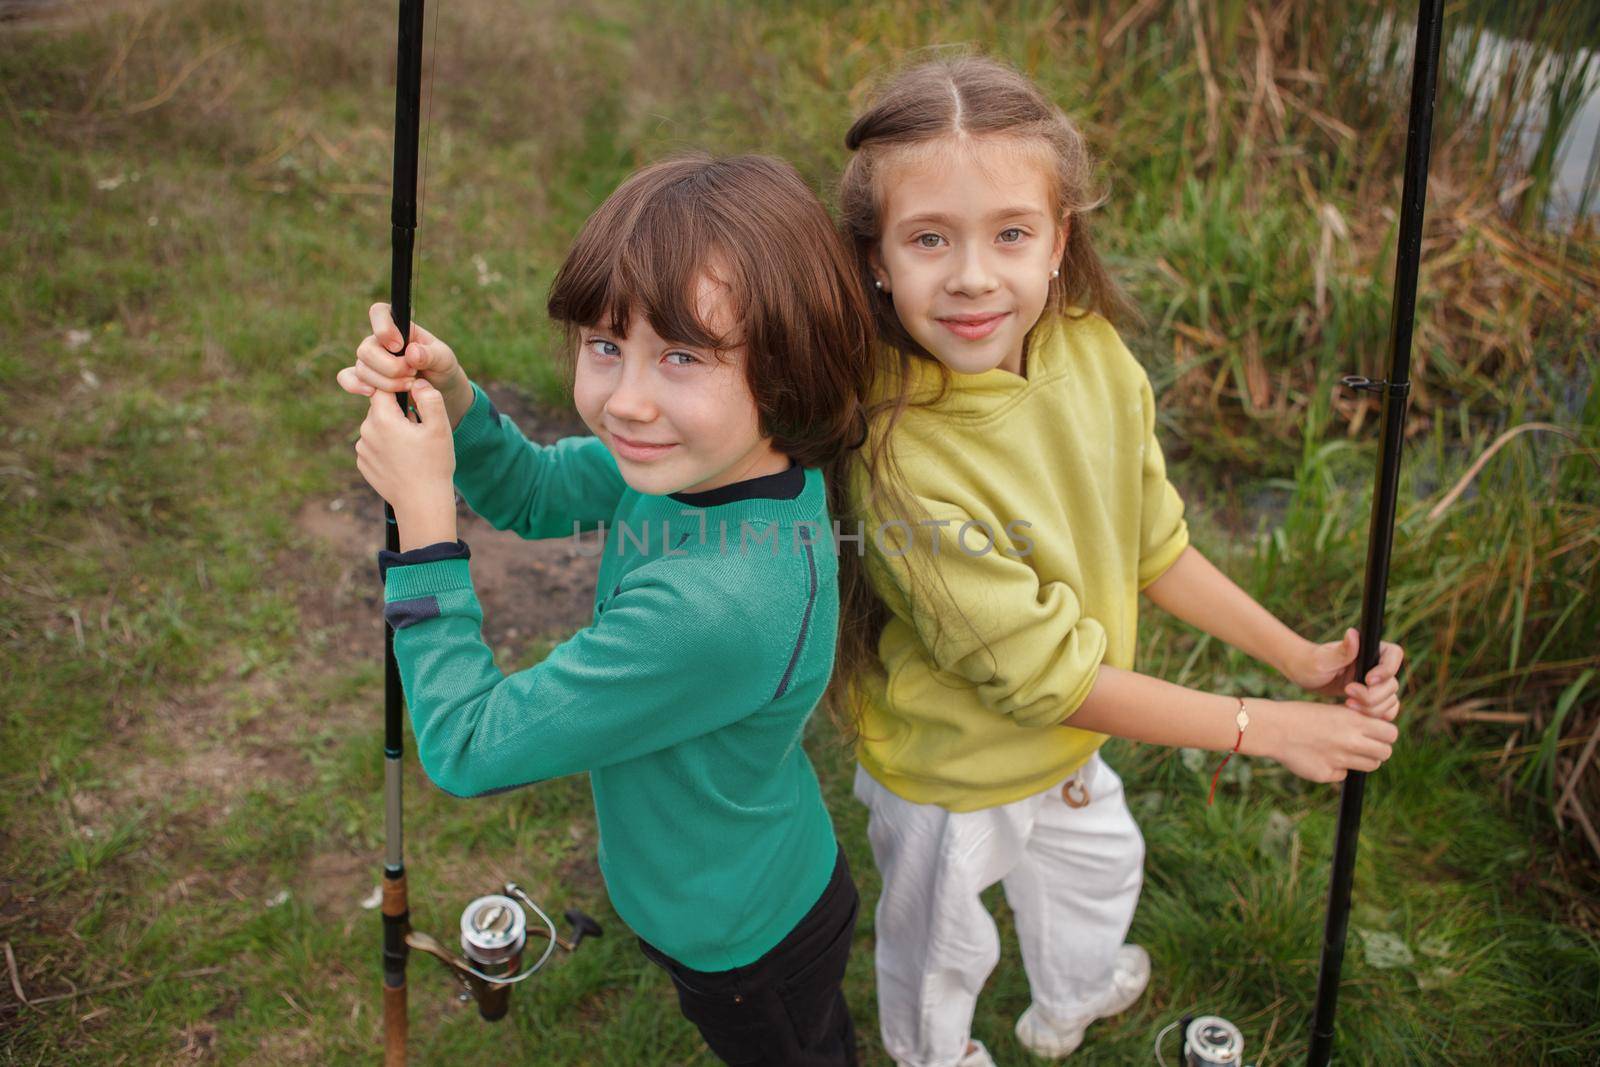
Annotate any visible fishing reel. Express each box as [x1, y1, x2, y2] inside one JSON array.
[[1155, 1014, 1254, 1067], [403, 882, 603, 1021]]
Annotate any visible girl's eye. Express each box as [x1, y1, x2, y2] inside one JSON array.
[[664, 351, 700, 367], [915, 233, 945, 249], [587, 339, 621, 358], [998, 227, 1026, 244]]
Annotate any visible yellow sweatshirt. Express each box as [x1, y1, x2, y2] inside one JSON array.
[[848, 312, 1189, 811]]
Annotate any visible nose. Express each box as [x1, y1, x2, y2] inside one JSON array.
[[603, 356, 658, 425], [946, 243, 999, 298]]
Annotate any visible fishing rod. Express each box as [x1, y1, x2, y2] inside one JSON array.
[[378, 2, 423, 1057], [1307, 0, 1442, 1061], [380, 3, 599, 1062], [1155, 2, 1443, 1064]]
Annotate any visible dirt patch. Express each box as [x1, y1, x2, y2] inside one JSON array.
[[296, 380, 601, 662], [110, 649, 333, 830], [98, 383, 600, 831], [300, 849, 371, 926]]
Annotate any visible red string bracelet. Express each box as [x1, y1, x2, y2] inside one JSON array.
[[1208, 697, 1251, 806]]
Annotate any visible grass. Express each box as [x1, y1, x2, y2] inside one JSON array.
[[2, 0, 1598, 1063]]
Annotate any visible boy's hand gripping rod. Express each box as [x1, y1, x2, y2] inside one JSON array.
[[380, 4, 600, 1062]]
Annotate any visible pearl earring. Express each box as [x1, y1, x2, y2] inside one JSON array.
[[1050, 268, 1060, 279], [874, 279, 885, 291]]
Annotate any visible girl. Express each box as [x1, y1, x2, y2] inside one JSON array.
[[829, 57, 1405, 1067], [338, 155, 873, 1066]]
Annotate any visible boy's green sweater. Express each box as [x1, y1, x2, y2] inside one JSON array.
[[379, 383, 840, 971]]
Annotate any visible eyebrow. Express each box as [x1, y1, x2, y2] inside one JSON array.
[[898, 206, 1047, 227]]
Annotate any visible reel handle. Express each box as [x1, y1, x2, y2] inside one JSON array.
[[503, 883, 604, 952], [564, 908, 603, 950]]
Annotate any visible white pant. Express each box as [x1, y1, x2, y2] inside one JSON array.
[[853, 754, 1145, 1067]]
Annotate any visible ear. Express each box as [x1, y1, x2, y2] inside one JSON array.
[[866, 244, 891, 294], [1052, 214, 1071, 265]]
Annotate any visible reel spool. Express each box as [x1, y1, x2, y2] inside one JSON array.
[[404, 883, 602, 1022], [1155, 1013, 1251, 1067], [459, 894, 526, 1020], [1183, 1016, 1245, 1065]]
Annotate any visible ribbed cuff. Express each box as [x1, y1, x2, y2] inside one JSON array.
[[382, 552, 475, 601]]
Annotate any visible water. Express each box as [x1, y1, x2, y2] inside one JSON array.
[[1367, 14, 1600, 226], [1457, 31, 1600, 225]]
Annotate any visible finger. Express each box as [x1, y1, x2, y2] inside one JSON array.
[[369, 303, 404, 353], [411, 377, 443, 401], [356, 335, 419, 395], [358, 335, 412, 380], [1346, 678, 1399, 709], [353, 361, 418, 396], [1318, 629, 1359, 670], [1349, 692, 1399, 720], [409, 379, 448, 425], [337, 365, 375, 397], [404, 341, 435, 372], [368, 386, 407, 422], [1357, 736, 1393, 763], [1367, 642, 1405, 684]]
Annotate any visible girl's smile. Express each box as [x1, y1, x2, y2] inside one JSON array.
[[937, 311, 1012, 341]]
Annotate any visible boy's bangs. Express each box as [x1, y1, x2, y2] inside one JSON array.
[[561, 186, 747, 354]]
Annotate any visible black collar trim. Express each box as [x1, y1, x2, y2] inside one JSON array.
[[669, 459, 804, 508]]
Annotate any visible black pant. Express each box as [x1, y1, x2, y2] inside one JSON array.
[[639, 847, 859, 1066]]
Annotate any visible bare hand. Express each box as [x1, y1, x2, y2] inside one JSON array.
[[338, 303, 466, 399], [1287, 628, 1404, 721], [1258, 699, 1400, 783], [354, 379, 456, 522]]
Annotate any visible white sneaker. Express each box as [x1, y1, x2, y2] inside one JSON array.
[[895, 1039, 996, 1067], [957, 1039, 998, 1067], [1013, 944, 1151, 1058]]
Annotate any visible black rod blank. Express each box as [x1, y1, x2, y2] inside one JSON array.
[[382, 1, 425, 1062], [1306, 1, 1443, 1063]]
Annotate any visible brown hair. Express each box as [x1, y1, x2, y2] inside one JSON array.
[[547, 154, 873, 474], [826, 53, 1134, 736]]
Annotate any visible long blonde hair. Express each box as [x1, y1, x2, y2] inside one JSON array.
[[825, 54, 1134, 737]]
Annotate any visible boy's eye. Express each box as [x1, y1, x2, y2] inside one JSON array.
[[664, 351, 700, 367], [998, 227, 1025, 244], [914, 233, 945, 249], [587, 339, 621, 358]]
